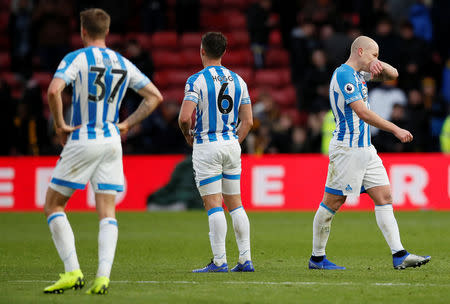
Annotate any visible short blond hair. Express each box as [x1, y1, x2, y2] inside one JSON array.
[[80, 8, 110, 39]]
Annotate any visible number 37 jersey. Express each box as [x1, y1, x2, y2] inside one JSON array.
[[183, 65, 251, 144], [54, 46, 150, 144]]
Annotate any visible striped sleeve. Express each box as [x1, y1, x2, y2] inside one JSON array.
[[183, 74, 200, 104], [240, 79, 251, 105], [54, 51, 81, 84], [125, 58, 151, 91]]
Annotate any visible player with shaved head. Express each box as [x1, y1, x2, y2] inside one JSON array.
[[308, 36, 431, 270]]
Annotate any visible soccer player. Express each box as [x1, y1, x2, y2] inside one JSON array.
[[309, 36, 431, 270], [178, 32, 254, 272], [43, 8, 163, 294]]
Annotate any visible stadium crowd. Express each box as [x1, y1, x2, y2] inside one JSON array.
[[1, 0, 449, 155]]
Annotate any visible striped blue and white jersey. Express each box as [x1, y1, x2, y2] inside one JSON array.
[[329, 64, 372, 148], [54, 46, 150, 144], [183, 65, 251, 144]]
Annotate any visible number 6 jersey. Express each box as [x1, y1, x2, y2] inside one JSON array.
[[54, 46, 150, 144], [183, 65, 251, 144]]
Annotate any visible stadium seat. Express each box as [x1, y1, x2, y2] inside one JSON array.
[[0, 12, 9, 33], [269, 30, 282, 48], [0, 52, 11, 70], [222, 49, 253, 68], [232, 67, 254, 88], [180, 32, 202, 50], [265, 48, 290, 68], [200, 11, 226, 31], [70, 34, 83, 50], [280, 107, 307, 126], [226, 31, 250, 49], [254, 69, 284, 88], [154, 70, 191, 90], [151, 32, 178, 50], [125, 33, 152, 51], [162, 88, 185, 104], [106, 34, 124, 49], [222, 0, 250, 10], [181, 49, 202, 69], [221, 11, 247, 31], [152, 51, 184, 69], [200, 0, 221, 10], [271, 85, 297, 108], [0, 35, 9, 49], [32, 72, 52, 90]]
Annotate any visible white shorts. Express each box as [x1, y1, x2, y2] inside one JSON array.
[[325, 143, 389, 196], [193, 140, 241, 196], [49, 140, 124, 196]]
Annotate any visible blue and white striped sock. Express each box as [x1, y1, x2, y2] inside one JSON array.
[[230, 206, 251, 264], [312, 203, 335, 257], [47, 212, 80, 272], [208, 207, 227, 266], [97, 217, 118, 278]]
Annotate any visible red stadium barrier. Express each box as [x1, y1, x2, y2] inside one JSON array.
[[1, 154, 449, 211]]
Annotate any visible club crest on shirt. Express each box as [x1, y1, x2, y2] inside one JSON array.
[[344, 83, 355, 94]]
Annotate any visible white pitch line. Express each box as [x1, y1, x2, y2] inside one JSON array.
[[8, 280, 448, 287]]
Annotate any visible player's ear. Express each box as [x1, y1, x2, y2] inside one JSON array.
[[358, 47, 363, 57], [105, 28, 110, 37]]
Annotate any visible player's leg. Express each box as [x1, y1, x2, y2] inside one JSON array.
[[86, 141, 122, 294], [43, 145, 93, 293], [222, 142, 253, 272], [309, 192, 346, 270], [85, 191, 118, 294], [192, 143, 228, 273], [309, 144, 364, 270], [364, 146, 430, 269]]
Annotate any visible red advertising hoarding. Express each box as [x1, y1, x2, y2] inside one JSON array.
[[0, 154, 449, 211]]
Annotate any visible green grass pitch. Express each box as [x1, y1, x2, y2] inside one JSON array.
[[0, 211, 449, 303]]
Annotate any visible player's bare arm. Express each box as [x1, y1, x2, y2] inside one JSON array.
[[369, 59, 398, 82], [237, 104, 253, 144], [116, 82, 163, 135], [47, 78, 81, 146], [178, 100, 196, 146], [350, 99, 413, 143]]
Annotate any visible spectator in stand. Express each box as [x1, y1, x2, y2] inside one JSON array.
[[422, 77, 448, 151], [269, 112, 293, 153], [32, 0, 72, 72], [127, 100, 188, 154], [290, 15, 319, 83], [11, 82, 49, 155], [369, 79, 407, 137], [175, 0, 199, 34], [397, 20, 429, 91], [405, 88, 431, 152], [320, 24, 352, 69], [442, 56, 450, 103], [373, 103, 408, 152], [301, 49, 332, 112], [126, 39, 154, 79], [289, 126, 309, 153], [9, 0, 33, 79], [0, 80, 15, 155], [252, 90, 279, 128], [372, 16, 398, 65], [408, 0, 433, 43], [305, 110, 326, 153], [247, 0, 276, 69], [141, 0, 166, 33]]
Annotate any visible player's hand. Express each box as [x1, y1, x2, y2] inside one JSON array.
[[55, 124, 81, 146], [183, 130, 194, 147], [369, 59, 383, 77], [116, 121, 130, 135], [394, 128, 413, 143]]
